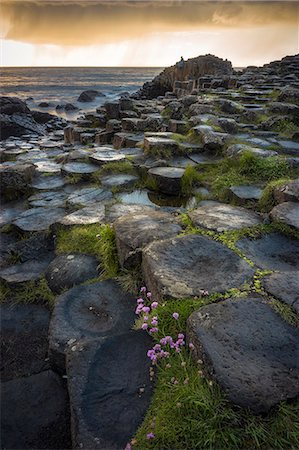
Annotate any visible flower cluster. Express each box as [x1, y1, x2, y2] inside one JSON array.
[[136, 287, 159, 335]]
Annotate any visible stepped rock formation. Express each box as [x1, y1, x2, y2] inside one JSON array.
[[137, 54, 233, 99]]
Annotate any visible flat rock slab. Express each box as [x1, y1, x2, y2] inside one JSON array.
[[35, 161, 62, 174], [0, 202, 26, 226], [46, 254, 99, 294], [13, 207, 65, 232], [101, 174, 138, 189], [28, 190, 68, 208], [31, 175, 65, 190], [114, 211, 182, 268], [59, 204, 106, 226], [89, 152, 126, 166], [148, 167, 185, 195], [187, 297, 299, 413], [0, 259, 51, 285], [62, 162, 99, 175], [105, 203, 155, 223], [49, 280, 135, 371], [66, 331, 153, 450], [263, 272, 299, 313], [189, 201, 263, 232], [270, 202, 299, 231], [1, 303, 50, 381], [229, 185, 262, 204], [144, 136, 179, 155], [67, 187, 112, 208], [1, 370, 71, 449], [236, 233, 299, 271], [142, 234, 255, 301], [5, 232, 55, 263]]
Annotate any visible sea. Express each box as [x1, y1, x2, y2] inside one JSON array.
[[0, 67, 163, 119]]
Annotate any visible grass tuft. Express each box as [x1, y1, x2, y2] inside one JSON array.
[[0, 278, 55, 309]]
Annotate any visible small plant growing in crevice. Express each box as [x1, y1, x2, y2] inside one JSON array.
[[258, 178, 290, 212]]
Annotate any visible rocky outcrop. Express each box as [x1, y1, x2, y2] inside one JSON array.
[[0, 97, 30, 115], [137, 54, 233, 99], [78, 90, 105, 102]]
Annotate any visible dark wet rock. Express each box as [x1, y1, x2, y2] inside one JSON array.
[[101, 173, 138, 190], [187, 296, 299, 414], [0, 259, 51, 285], [58, 204, 106, 226], [236, 232, 299, 271], [229, 185, 262, 205], [46, 254, 99, 294], [31, 175, 65, 190], [28, 190, 67, 208], [218, 117, 239, 134], [114, 211, 182, 268], [148, 166, 185, 195], [1, 370, 71, 449], [1, 303, 50, 381], [220, 99, 244, 114], [269, 102, 299, 120], [0, 202, 26, 226], [78, 90, 105, 102], [0, 96, 30, 115], [263, 272, 299, 313], [277, 139, 299, 156], [193, 125, 228, 152], [0, 162, 35, 199], [5, 232, 55, 263], [31, 110, 57, 124], [105, 203, 155, 223], [66, 331, 153, 450], [13, 207, 65, 232], [49, 280, 135, 371], [189, 201, 262, 231], [269, 201, 299, 230], [38, 102, 51, 108], [277, 87, 299, 105], [56, 103, 78, 111], [67, 187, 112, 208], [106, 119, 122, 133], [162, 101, 184, 120], [104, 102, 120, 119], [142, 234, 254, 301], [0, 113, 44, 140]]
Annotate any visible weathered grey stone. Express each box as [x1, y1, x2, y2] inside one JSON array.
[[142, 234, 254, 301], [34, 160, 62, 174], [0, 259, 51, 285], [62, 162, 99, 177], [67, 187, 112, 208], [114, 211, 182, 268], [236, 233, 299, 271], [100, 174, 138, 190], [263, 272, 299, 313], [273, 179, 299, 203], [187, 296, 299, 413], [1, 370, 70, 449], [229, 185, 262, 205], [225, 144, 278, 158], [270, 202, 299, 230], [46, 254, 99, 294], [0, 202, 26, 226], [89, 151, 126, 166], [58, 204, 106, 226], [0, 162, 35, 199], [143, 136, 179, 156], [1, 303, 50, 381], [13, 207, 65, 232], [31, 175, 65, 190], [28, 190, 67, 208], [189, 201, 262, 232], [105, 203, 155, 223], [49, 280, 135, 371], [148, 167, 185, 195], [66, 331, 154, 450], [193, 125, 228, 152]]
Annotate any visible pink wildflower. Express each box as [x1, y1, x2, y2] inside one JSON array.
[[172, 312, 179, 320], [146, 432, 155, 440], [189, 342, 195, 350], [142, 323, 149, 330], [142, 306, 150, 314], [140, 287, 146, 293], [147, 292, 152, 298], [151, 301, 158, 309]]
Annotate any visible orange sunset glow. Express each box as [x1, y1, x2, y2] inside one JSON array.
[[1, 0, 298, 67]]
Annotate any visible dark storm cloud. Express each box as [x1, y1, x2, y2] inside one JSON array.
[[1, 1, 298, 46]]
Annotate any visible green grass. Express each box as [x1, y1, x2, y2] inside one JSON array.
[[133, 297, 299, 449], [181, 165, 202, 195], [55, 223, 119, 278], [0, 278, 55, 308], [100, 161, 135, 174]]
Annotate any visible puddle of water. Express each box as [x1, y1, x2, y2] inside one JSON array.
[[118, 189, 195, 209]]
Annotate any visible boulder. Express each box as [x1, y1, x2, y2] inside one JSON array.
[[66, 331, 154, 449], [0, 96, 30, 115], [189, 201, 262, 231], [49, 280, 135, 371], [273, 179, 299, 203], [187, 296, 299, 413], [148, 166, 185, 195], [269, 201, 299, 230], [78, 90, 105, 102], [229, 185, 262, 205], [0, 113, 44, 140], [142, 234, 254, 301], [114, 211, 182, 268], [193, 125, 228, 152], [45, 254, 99, 294]]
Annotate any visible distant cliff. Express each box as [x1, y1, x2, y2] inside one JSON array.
[[136, 54, 233, 99]]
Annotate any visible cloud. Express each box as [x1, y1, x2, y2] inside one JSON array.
[[1, 1, 298, 46]]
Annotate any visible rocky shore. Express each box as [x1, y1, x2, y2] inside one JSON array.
[[1, 54, 299, 450]]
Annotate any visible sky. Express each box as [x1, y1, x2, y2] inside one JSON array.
[[0, 1, 298, 67]]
